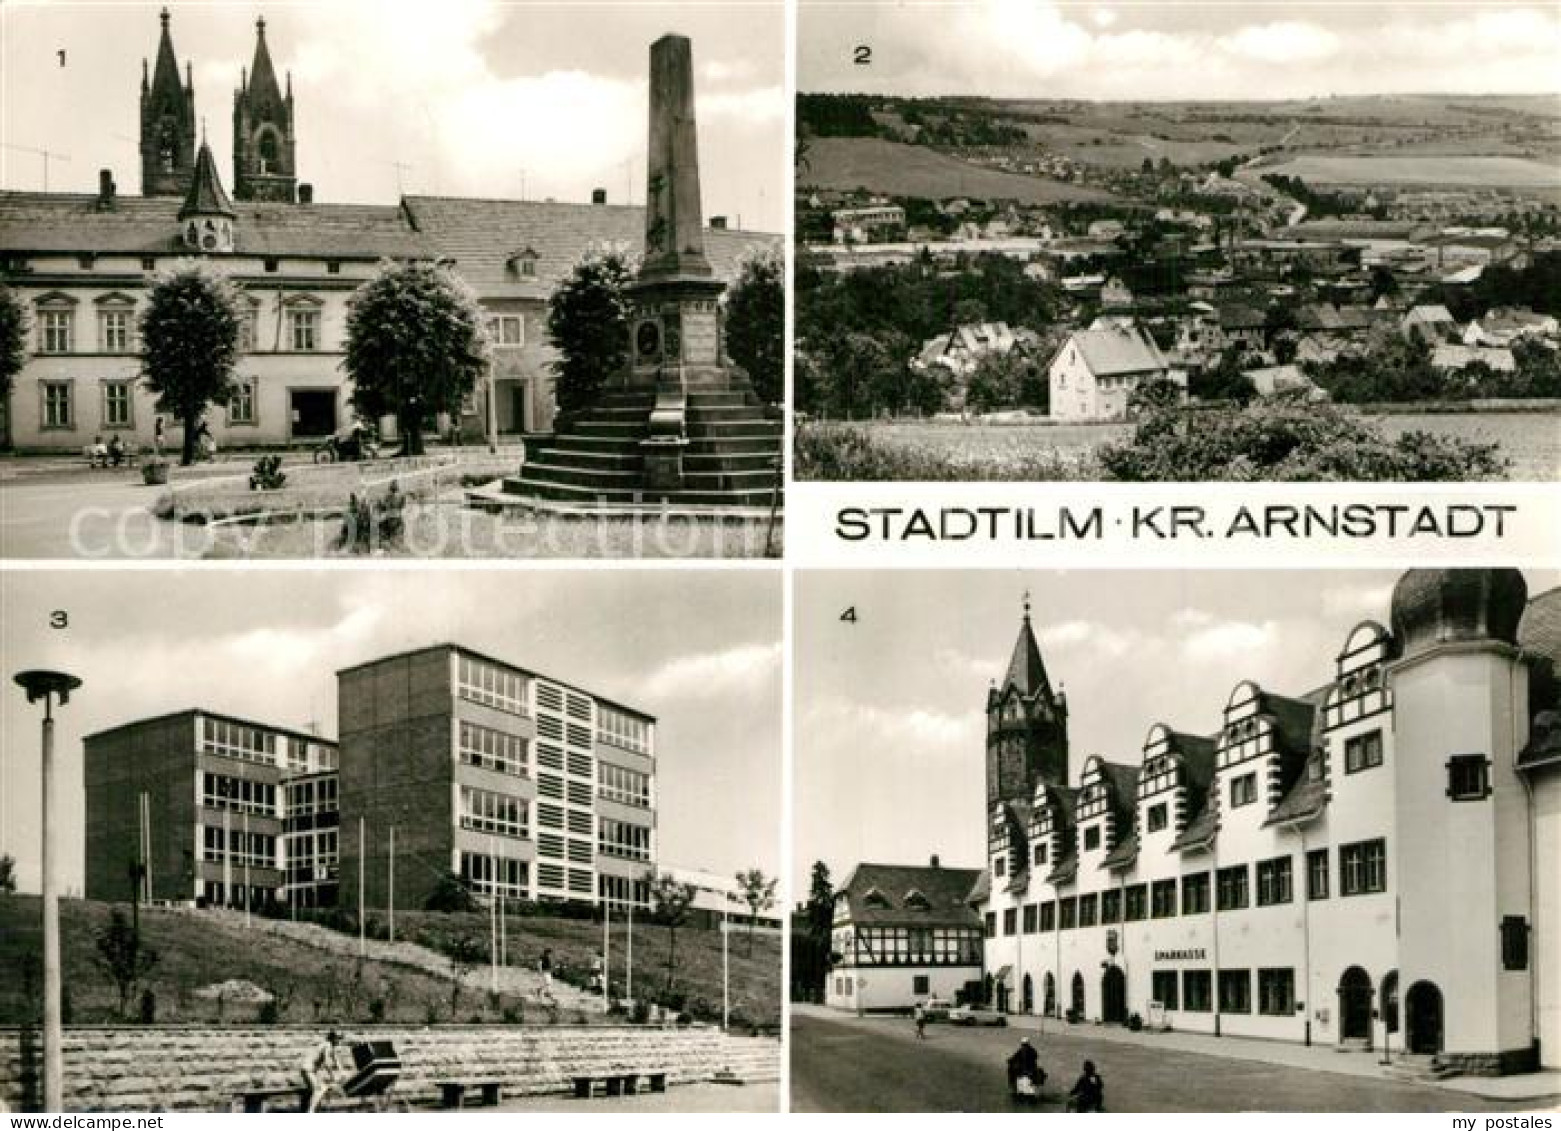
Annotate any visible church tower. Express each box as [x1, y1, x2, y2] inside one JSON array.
[[232, 17, 297, 203], [985, 595, 1069, 806], [178, 139, 236, 253], [139, 8, 197, 197]]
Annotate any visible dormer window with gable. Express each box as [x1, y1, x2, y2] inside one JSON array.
[[903, 889, 931, 912], [507, 248, 539, 279], [862, 887, 890, 911]]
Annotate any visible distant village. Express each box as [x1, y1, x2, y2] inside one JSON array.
[[797, 129, 1561, 420]]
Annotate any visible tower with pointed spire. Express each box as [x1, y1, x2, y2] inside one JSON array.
[[179, 138, 237, 253], [232, 16, 297, 203], [985, 593, 1069, 806], [139, 8, 197, 197]]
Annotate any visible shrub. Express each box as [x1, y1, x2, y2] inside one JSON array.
[[248, 454, 287, 491], [336, 482, 407, 553], [368, 998, 386, 1024], [1097, 395, 1510, 482], [795, 422, 1091, 481], [1127, 1012, 1143, 1032]]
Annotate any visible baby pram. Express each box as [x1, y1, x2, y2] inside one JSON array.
[[337, 1041, 407, 1111]]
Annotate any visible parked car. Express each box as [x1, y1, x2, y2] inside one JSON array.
[[919, 997, 954, 1022], [949, 1005, 1008, 1027]]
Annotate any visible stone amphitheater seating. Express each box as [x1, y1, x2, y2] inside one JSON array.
[[0, 1025, 779, 1112]]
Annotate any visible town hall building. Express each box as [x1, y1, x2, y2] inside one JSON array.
[[978, 570, 1561, 1076]]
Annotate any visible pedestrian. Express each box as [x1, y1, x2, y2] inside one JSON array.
[[106, 433, 126, 467], [1068, 1059, 1105, 1113], [1007, 1037, 1041, 1094], [196, 418, 216, 460], [913, 1002, 927, 1039], [538, 947, 554, 989], [88, 435, 107, 467], [301, 1029, 349, 1112], [153, 416, 166, 456]]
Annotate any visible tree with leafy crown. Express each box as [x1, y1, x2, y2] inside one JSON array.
[[547, 249, 635, 417], [139, 262, 243, 466]]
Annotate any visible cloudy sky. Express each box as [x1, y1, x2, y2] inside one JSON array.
[[793, 568, 1560, 891], [800, 1, 1561, 100], [1, 1, 785, 231], [0, 568, 782, 895]]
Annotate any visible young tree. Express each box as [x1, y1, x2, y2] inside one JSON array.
[[94, 907, 159, 1019], [547, 249, 634, 416], [644, 870, 698, 997], [733, 869, 778, 957], [444, 932, 486, 1019], [0, 285, 28, 405], [139, 263, 243, 466], [345, 261, 490, 457], [724, 248, 784, 405]]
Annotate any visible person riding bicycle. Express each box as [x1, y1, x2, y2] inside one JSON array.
[[1007, 1037, 1042, 1094]]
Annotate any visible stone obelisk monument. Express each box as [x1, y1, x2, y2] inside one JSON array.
[[626, 33, 732, 490]]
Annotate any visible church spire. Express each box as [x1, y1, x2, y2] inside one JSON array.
[[178, 140, 236, 253], [233, 14, 298, 203], [140, 7, 197, 196], [1001, 592, 1051, 699]]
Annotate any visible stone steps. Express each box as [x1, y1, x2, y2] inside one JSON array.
[[501, 476, 781, 509], [0, 1026, 779, 1112]]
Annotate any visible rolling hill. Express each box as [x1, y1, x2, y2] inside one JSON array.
[[799, 136, 1117, 205]]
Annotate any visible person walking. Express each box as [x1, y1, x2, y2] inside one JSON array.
[[1067, 1059, 1105, 1112], [913, 1001, 927, 1039], [153, 416, 166, 457], [539, 948, 554, 990], [301, 1030, 350, 1112]]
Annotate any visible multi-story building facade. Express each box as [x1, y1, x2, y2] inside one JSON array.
[[83, 708, 339, 911], [335, 644, 656, 914], [0, 10, 780, 452], [980, 569, 1561, 1075]]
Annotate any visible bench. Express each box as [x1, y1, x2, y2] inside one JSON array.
[[571, 1071, 666, 1099], [436, 1079, 503, 1109], [233, 1086, 307, 1113]]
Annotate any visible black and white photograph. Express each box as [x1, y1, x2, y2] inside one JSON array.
[[0, 567, 782, 1112], [790, 567, 1561, 1111], [793, 1, 1561, 482], [0, 2, 785, 558]]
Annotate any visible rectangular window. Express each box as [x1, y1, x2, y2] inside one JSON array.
[[1258, 968, 1295, 1016], [489, 314, 525, 348], [1039, 901, 1055, 932], [1256, 856, 1293, 906], [1500, 916, 1529, 971], [1216, 864, 1249, 910], [101, 381, 133, 428], [1033, 842, 1048, 866], [1447, 755, 1490, 801], [1152, 970, 1179, 1011], [597, 706, 650, 755], [1230, 772, 1258, 808], [1101, 889, 1121, 923], [1083, 825, 1101, 850], [458, 721, 528, 777], [597, 818, 651, 862], [229, 380, 256, 425], [1182, 970, 1212, 1012], [1002, 908, 1017, 936], [993, 856, 1006, 878], [1181, 872, 1210, 915], [1340, 838, 1387, 896], [288, 308, 320, 352], [1147, 803, 1168, 833], [1124, 884, 1147, 922], [1078, 893, 1098, 927], [597, 762, 650, 807], [458, 785, 528, 839], [200, 716, 273, 765], [1307, 849, 1330, 900], [457, 653, 528, 715], [99, 310, 131, 353], [1151, 879, 1177, 918], [913, 974, 930, 995], [1345, 729, 1384, 774], [1021, 904, 1037, 934], [239, 310, 257, 352], [1059, 897, 1077, 930], [39, 309, 73, 353], [984, 912, 996, 939], [1218, 969, 1251, 1014], [459, 851, 528, 899], [41, 381, 73, 429]]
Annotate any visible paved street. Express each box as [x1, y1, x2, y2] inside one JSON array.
[[791, 1008, 1544, 1113], [497, 1081, 778, 1113]]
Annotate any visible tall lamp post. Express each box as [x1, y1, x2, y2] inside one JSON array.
[[14, 669, 83, 1114]]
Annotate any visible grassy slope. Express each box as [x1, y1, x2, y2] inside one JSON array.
[[0, 896, 781, 1028], [801, 137, 1116, 205], [396, 908, 782, 1028]]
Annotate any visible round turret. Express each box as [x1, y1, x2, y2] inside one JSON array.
[[1390, 569, 1527, 658]]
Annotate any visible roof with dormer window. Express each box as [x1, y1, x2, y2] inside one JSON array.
[[835, 862, 984, 928]]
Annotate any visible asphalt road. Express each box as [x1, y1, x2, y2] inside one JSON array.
[[790, 1010, 1535, 1113]]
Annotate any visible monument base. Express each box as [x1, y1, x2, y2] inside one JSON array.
[[640, 437, 689, 491]]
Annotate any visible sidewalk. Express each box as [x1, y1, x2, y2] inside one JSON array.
[[994, 1011, 1561, 1102]]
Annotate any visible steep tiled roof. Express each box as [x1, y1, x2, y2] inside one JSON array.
[[1172, 784, 1219, 851], [837, 862, 985, 928], [0, 192, 425, 259], [402, 195, 779, 300], [1046, 852, 1078, 886], [1068, 322, 1168, 377], [1217, 304, 1265, 330], [1002, 614, 1051, 699], [1520, 585, 1561, 716], [1102, 830, 1139, 870], [1265, 749, 1329, 826], [180, 143, 234, 219], [1518, 710, 1561, 771]]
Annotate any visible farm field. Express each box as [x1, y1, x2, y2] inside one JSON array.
[[799, 137, 1116, 204], [805, 412, 1559, 481], [1252, 154, 1559, 188]]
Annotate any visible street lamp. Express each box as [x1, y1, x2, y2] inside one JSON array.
[[14, 669, 82, 1114]]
